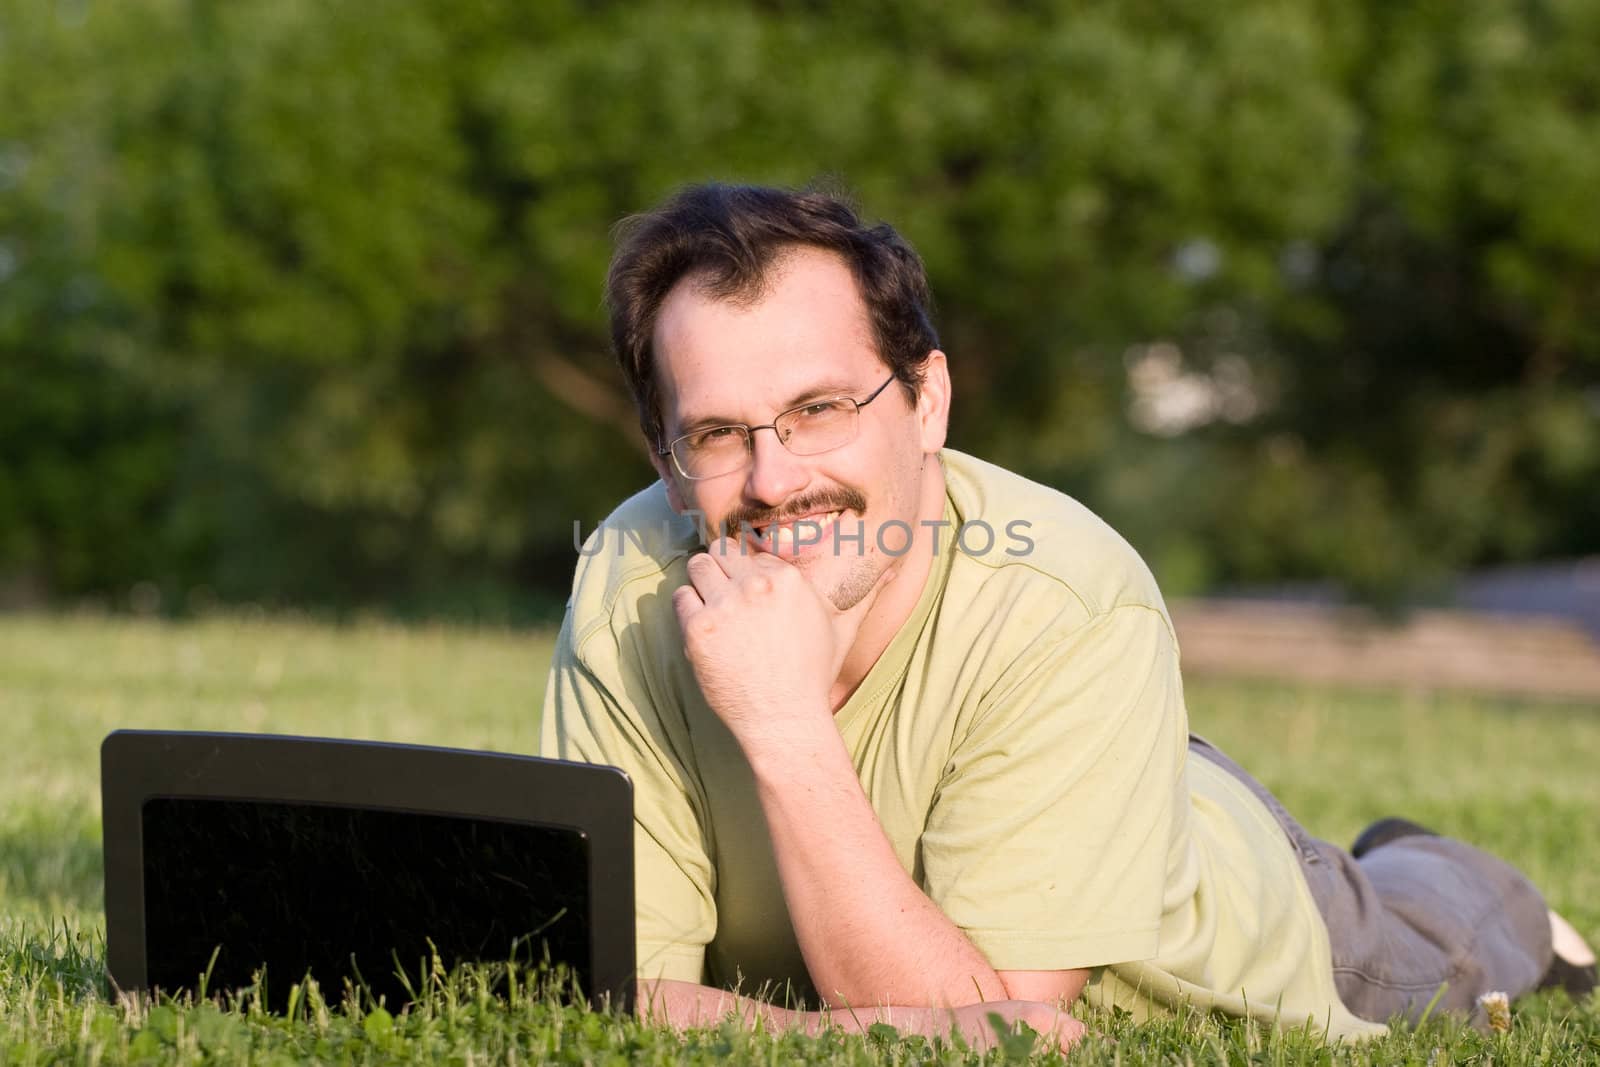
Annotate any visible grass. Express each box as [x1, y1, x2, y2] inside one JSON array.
[[1, 611, 1597, 1064]]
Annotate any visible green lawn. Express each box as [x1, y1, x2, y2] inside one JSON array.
[[2, 614, 1597, 1064]]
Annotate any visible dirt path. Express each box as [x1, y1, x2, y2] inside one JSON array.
[[1171, 601, 1600, 701]]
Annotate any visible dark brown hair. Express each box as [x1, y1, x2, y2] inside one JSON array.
[[605, 182, 939, 449]]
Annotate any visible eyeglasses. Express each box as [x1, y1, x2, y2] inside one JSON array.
[[659, 375, 899, 480]]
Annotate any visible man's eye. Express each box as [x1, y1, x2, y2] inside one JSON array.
[[690, 426, 740, 448], [798, 402, 841, 419]]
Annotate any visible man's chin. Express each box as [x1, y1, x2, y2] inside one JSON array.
[[819, 558, 886, 613], [725, 538, 879, 611]]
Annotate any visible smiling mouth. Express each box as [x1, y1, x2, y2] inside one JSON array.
[[750, 510, 847, 552]]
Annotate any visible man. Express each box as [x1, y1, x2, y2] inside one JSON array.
[[541, 183, 1594, 1047]]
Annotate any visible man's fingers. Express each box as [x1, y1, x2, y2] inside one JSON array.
[[702, 535, 772, 581], [693, 536, 772, 584], [685, 548, 735, 596], [671, 581, 705, 626], [701, 536, 801, 592], [958, 1002, 1085, 1055], [1049, 1013, 1087, 1052], [1028, 1007, 1086, 1053]]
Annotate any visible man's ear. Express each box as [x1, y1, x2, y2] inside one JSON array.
[[650, 449, 690, 513], [915, 350, 952, 455]]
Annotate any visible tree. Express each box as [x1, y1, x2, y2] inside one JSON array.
[[1, 0, 1594, 616]]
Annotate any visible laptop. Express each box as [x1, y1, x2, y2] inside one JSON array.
[[101, 730, 634, 1013]]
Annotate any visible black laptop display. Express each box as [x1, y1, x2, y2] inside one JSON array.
[[101, 731, 634, 1013]]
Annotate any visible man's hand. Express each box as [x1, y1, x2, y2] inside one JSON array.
[[672, 537, 838, 752], [949, 1001, 1088, 1055]]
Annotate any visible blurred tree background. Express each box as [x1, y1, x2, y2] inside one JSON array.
[[1, 0, 1596, 621]]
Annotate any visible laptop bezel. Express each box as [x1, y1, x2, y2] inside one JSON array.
[[101, 729, 634, 1013]]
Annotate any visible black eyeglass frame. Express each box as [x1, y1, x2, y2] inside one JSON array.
[[658, 374, 900, 480]]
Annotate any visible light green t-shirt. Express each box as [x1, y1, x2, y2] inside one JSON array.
[[541, 449, 1384, 1040]]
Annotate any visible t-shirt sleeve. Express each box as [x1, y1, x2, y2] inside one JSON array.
[[540, 608, 716, 983], [918, 602, 1188, 972]]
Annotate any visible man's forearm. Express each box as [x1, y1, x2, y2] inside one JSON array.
[[741, 719, 1006, 1008], [636, 979, 1084, 1051], [636, 978, 872, 1035]]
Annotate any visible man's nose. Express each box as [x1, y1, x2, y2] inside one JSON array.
[[743, 427, 808, 506]]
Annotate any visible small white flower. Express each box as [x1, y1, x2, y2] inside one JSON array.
[[1478, 990, 1511, 1032]]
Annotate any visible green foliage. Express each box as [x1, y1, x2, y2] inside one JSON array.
[[985, 1010, 1038, 1062], [0, 1, 1595, 612]]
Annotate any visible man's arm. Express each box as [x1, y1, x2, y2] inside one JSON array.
[[674, 542, 1180, 1011], [744, 715, 1088, 1007], [672, 545, 1095, 1010], [996, 969, 1091, 1006], [637, 979, 1085, 1052]]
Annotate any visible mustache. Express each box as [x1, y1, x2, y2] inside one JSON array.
[[722, 489, 868, 534]]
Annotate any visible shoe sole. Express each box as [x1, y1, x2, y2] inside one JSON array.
[[1551, 910, 1596, 968]]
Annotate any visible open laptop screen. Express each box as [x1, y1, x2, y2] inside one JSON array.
[[141, 797, 592, 1010], [103, 731, 633, 1013]]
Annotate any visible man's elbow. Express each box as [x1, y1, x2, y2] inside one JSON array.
[[995, 968, 1091, 1009]]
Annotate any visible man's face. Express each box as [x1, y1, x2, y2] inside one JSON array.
[[650, 247, 948, 611]]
